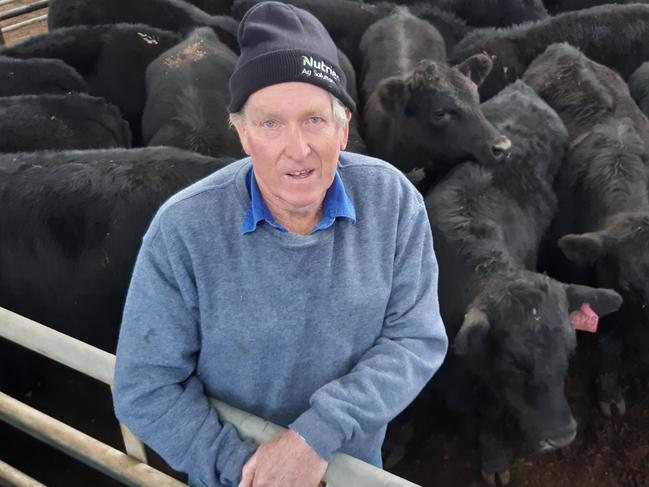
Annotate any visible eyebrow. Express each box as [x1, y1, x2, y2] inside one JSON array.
[[250, 105, 331, 120]]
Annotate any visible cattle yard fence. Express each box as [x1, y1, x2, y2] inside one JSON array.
[[0, 0, 48, 39], [0, 306, 421, 487]]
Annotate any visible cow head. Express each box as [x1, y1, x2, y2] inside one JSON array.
[[453, 272, 622, 451], [372, 54, 511, 171], [559, 212, 649, 322]]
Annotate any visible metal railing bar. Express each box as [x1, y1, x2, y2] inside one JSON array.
[[1, 14, 47, 33], [0, 307, 115, 385], [0, 306, 422, 487], [0, 391, 185, 487], [0, 1, 48, 22], [0, 459, 46, 487], [211, 398, 421, 487], [0, 0, 20, 8]]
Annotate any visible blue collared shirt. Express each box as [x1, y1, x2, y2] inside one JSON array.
[[240, 167, 356, 234]]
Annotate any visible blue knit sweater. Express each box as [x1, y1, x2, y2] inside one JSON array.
[[113, 152, 448, 487]]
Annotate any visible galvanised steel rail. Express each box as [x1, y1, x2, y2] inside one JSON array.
[[0, 459, 46, 487], [0, 392, 186, 487], [0, 1, 48, 22], [0, 306, 421, 487]]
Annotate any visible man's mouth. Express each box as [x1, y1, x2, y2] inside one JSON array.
[[287, 169, 314, 178]]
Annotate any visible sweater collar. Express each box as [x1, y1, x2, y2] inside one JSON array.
[[241, 167, 356, 234]]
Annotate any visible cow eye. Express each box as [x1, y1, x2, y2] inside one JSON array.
[[433, 109, 446, 120]]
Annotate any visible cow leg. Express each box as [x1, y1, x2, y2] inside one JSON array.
[[478, 394, 510, 486], [595, 316, 626, 417]]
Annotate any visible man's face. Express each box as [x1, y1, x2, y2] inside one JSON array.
[[232, 82, 349, 216]]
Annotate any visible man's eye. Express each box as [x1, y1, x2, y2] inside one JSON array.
[[308, 116, 323, 125], [262, 120, 279, 129]]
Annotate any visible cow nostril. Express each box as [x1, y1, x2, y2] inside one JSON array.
[[546, 429, 577, 450], [491, 136, 512, 160]]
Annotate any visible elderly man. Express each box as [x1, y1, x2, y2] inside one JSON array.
[[112, 2, 447, 487]]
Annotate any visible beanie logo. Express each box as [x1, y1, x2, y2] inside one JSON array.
[[300, 55, 340, 84]]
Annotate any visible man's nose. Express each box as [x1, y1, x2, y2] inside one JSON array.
[[283, 125, 311, 160]]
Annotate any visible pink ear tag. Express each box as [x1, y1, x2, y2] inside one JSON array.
[[570, 303, 599, 333]]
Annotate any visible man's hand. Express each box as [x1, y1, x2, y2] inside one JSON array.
[[238, 429, 328, 487]]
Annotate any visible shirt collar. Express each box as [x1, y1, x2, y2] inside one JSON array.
[[240, 167, 356, 235]]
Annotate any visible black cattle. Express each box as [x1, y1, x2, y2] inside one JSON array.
[[366, 0, 548, 27], [185, 0, 233, 15], [0, 146, 232, 352], [0, 24, 182, 145], [423, 81, 622, 484], [360, 8, 510, 187], [0, 146, 232, 483], [48, 0, 239, 54], [524, 43, 649, 417], [142, 28, 241, 157], [0, 93, 131, 152], [231, 0, 470, 73], [0, 56, 87, 97], [628, 62, 649, 119], [545, 0, 649, 14], [451, 4, 649, 101]]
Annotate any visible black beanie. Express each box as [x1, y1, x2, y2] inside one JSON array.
[[228, 1, 355, 113]]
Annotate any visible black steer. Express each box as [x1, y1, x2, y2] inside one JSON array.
[[524, 43, 649, 417], [0, 147, 232, 351], [361, 8, 510, 188], [0, 146, 232, 483], [424, 81, 621, 485], [628, 62, 649, 120], [451, 4, 649, 101], [370, 0, 548, 27], [0, 56, 88, 96], [0, 93, 131, 152], [0, 24, 182, 145], [231, 0, 471, 73], [546, 0, 649, 14], [142, 27, 241, 157], [48, 0, 239, 54]]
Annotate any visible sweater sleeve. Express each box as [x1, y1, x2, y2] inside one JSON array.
[[112, 221, 256, 487], [289, 202, 448, 462]]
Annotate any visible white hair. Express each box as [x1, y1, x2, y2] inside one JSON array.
[[229, 92, 350, 129]]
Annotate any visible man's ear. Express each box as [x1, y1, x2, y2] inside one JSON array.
[[340, 109, 352, 150], [453, 307, 491, 356], [558, 231, 608, 266], [454, 54, 493, 87], [229, 114, 251, 155], [375, 76, 410, 116], [564, 283, 623, 317]]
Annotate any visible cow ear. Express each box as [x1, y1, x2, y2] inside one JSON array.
[[558, 232, 608, 265], [454, 54, 493, 87], [453, 308, 491, 356], [565, 284, 623, 317], [376, 76, 410, 116]]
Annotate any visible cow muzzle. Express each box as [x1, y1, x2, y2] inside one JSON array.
[[490, 136, 512, 162], [536, 428, 577, 452]]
